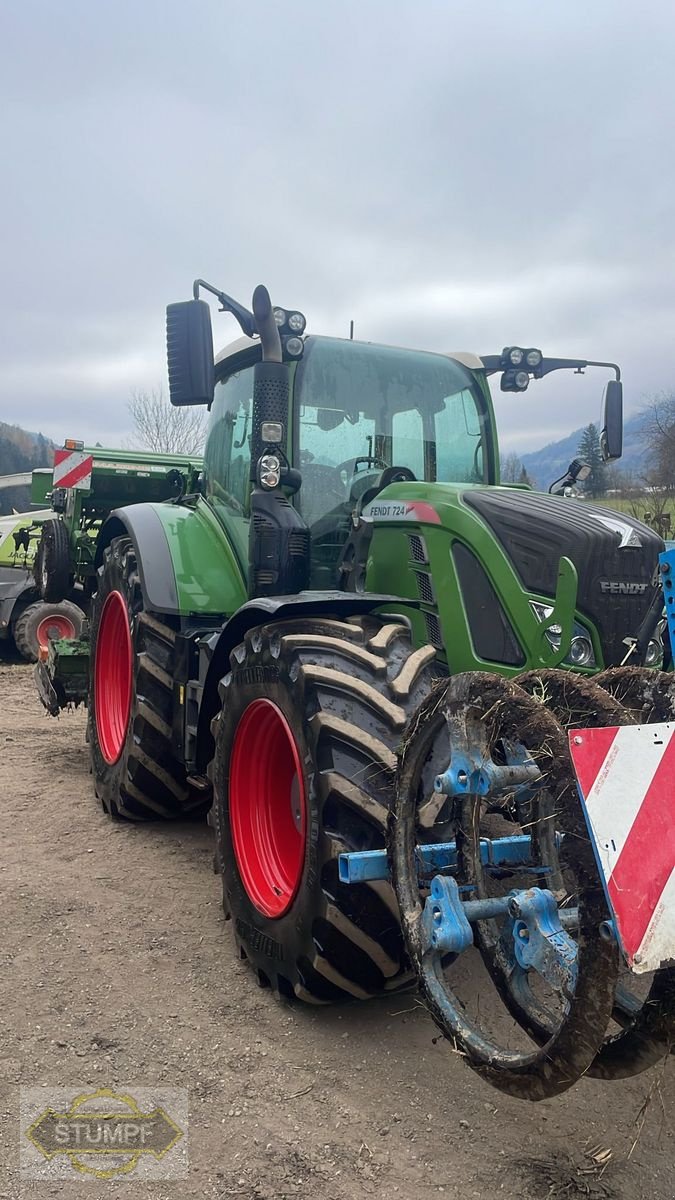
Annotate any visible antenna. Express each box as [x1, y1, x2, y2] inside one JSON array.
[[349, 320, 354, 340]]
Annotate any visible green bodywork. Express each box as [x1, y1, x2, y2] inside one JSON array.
[[362, 481, 589, 674], [149, 498, 247, 616]]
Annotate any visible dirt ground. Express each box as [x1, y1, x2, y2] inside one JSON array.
[[0, 657, 673, 1200]]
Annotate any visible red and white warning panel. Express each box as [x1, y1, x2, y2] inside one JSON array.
[[570, 724, 675, 974], [53, 447, 94, 491]]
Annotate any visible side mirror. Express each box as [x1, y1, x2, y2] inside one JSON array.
[[166, 299, 215, 406], [600, 379, 623, 461]]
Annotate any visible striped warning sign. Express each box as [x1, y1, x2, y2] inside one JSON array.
[[53, 449, 93, 490], [570, 723, 675, 974]]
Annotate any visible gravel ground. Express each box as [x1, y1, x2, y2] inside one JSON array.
[[0, 657, 673, 1199]]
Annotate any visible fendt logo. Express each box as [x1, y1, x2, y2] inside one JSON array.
[[599, 580, 649, 596]]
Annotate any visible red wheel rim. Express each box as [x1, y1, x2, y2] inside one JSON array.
[[229, 699, 307, 918], [94, 591, 132, 765], [35, 614, 77, 651]]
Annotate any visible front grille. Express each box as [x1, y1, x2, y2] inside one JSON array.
[[408, 534, 428, 564], [424, 612, 443, 647], [414, 571, 435, 604]]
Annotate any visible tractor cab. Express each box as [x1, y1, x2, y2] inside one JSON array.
[[204, 332, 496, 586]]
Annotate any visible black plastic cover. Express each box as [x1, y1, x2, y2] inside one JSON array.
[[464, 488, 663, 666], [452, 541, 525, 666], [248, 488, 310, 598]]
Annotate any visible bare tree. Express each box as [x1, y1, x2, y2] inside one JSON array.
[[127, 387, 207, 455], [639, 392, 675, 494], [501, 452, 525, 483]]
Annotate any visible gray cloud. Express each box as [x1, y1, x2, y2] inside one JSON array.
[[1, 0, 673, 452]]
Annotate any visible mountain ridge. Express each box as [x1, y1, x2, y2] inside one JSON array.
[[518, 412, 647, 489]]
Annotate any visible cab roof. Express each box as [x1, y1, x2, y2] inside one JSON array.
[[214, 334, 485, 373]]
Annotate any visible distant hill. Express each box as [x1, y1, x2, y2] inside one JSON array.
[[0, 423, 54, 515], [519, 412, 648, 489]]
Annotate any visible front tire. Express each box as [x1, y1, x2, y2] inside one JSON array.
[[88, 536, 205, 821], [212, 616, 439, 1002]]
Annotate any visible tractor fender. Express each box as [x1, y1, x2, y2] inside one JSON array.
[[97, 501, 248, 621], [195, 592, 421, 772], [96, 505, 180, 614]]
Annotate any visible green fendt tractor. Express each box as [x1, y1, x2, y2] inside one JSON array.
[[80, 281, 673, 1101]]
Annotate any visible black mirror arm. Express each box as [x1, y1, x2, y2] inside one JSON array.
[[481, 356, 621, 381], [193, 279, 257, 338]]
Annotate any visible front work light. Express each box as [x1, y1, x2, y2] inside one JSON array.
[[273, 307, 287, 327], [261, 421, 284, 445], [525, 348, 543, 368], [284, 336, 304, 358], [501, 368, 530, 391], [287, 311, 306, 333]]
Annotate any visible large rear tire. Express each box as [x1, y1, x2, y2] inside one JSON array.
[[88, 535, 206, 821], [212, 616, 439, 1002], [13, 599, 84, 663]]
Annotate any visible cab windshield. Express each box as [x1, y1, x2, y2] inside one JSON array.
[[294, 336, 491, 530]]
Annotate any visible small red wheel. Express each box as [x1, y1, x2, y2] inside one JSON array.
[[35, 613, 77, 652]]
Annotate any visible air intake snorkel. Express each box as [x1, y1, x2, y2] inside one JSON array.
[[248, 285, 309, 599]]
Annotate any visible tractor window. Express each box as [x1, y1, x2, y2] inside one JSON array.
[[204, 368, 253, 516], [435, 389, 485, 483], [203, 367, 254, 567], [295, 336, 491, 534], [392, 408, 425, 479]]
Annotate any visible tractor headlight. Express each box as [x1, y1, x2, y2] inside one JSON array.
[[568, 635, 594, 667], [525, 348, 542, 368], [287, 311, 306, 333], [514, 370, 530, 390], [529, 600, 596, 668], [259, 454, 281, 489], [645, 636, 663, 667], [273, 307, 287, 327], [284, 336, 304, 358], [507, 347, 524, 366]]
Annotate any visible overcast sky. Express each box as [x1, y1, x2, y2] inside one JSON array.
[[1, 1, 673, 455]]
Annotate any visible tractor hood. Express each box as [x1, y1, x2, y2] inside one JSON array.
[[460, 487, 663, 667], [361, 483, 663, 669]]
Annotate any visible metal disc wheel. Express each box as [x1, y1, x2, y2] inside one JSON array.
[[390, 672, 619, 1101]]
